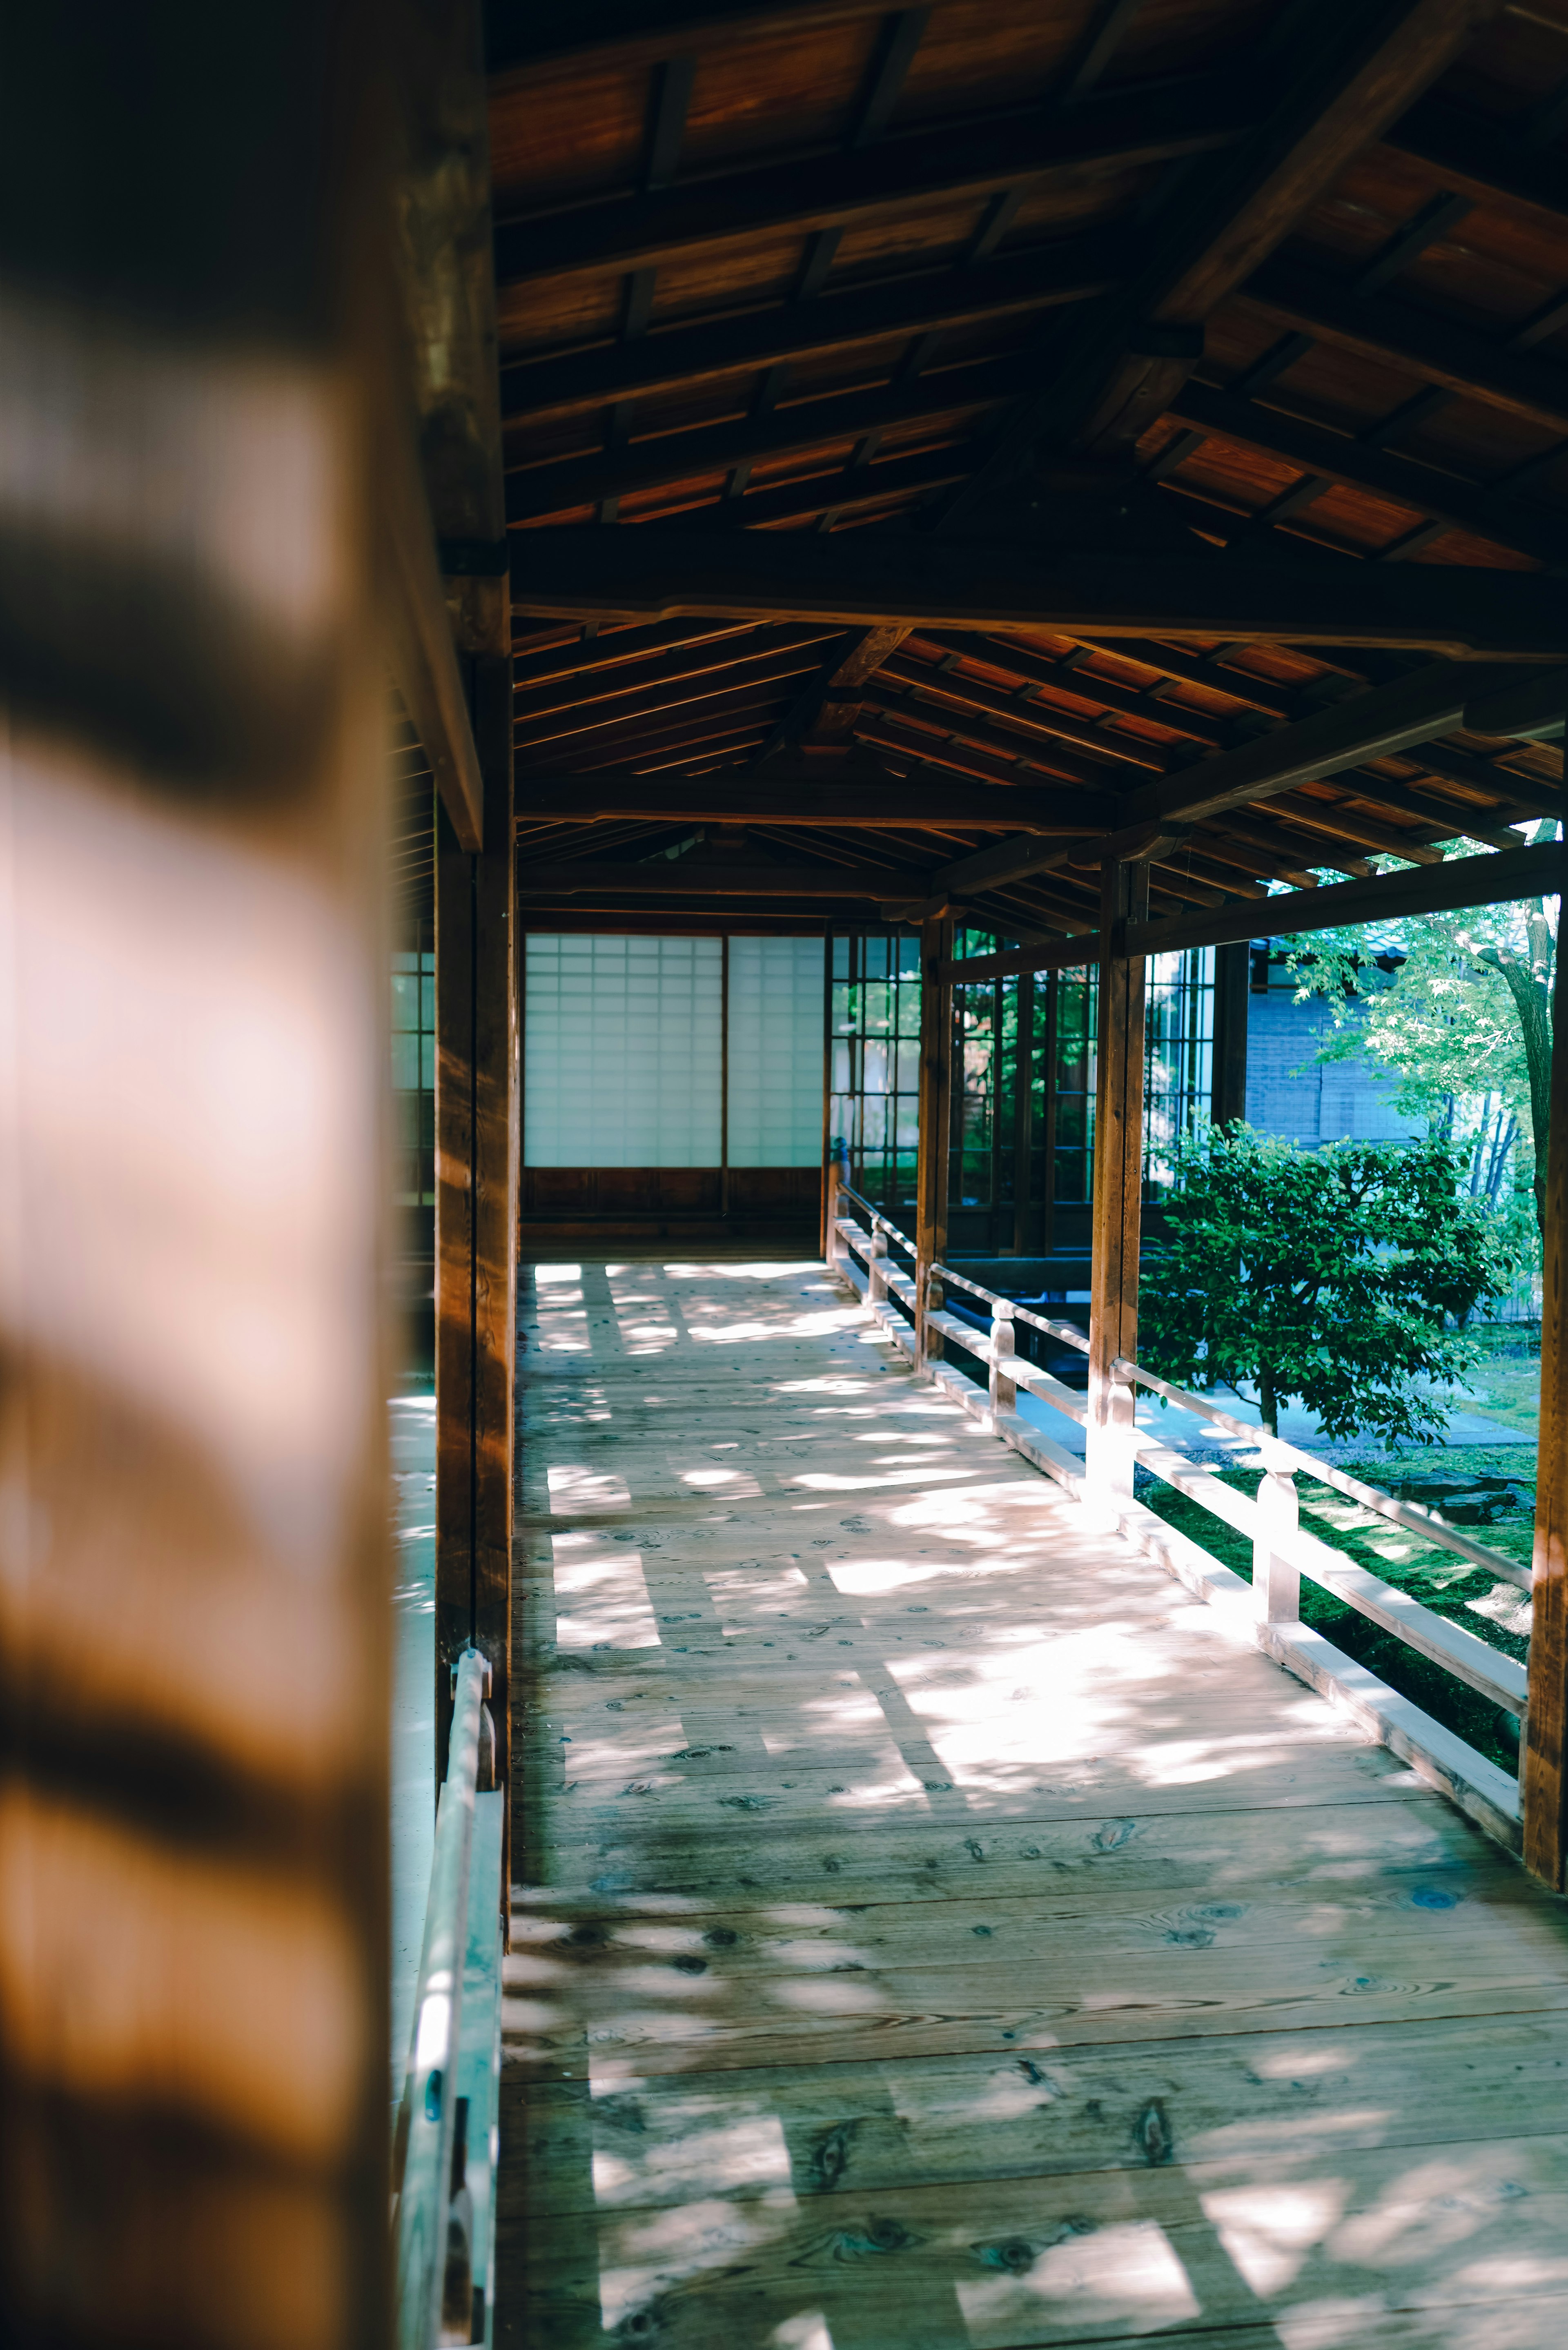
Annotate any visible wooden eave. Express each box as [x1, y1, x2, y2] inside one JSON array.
[[413, 0, 1568, 936]]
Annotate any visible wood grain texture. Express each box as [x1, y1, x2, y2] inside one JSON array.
[[436, 652, 519, 1904], [1085, 860, 1146, 1506], [496, 1254, 1568, 2348], [1524, 930, 1568, 1885]]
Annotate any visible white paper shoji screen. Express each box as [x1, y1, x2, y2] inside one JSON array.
[[726, 936, 825, 1167], [524, 935, 723, 1165]]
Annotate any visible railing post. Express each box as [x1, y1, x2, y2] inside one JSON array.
[[989, 1295, 1016, 1417], [1253, 1443, 1301, 1625], [1085, 859, 1148, 1520], [867, 1223, 889, 1306]]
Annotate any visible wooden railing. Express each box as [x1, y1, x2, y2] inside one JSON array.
[[828, 1207, 1529, 1848], [392, 1648, 505, 2350]]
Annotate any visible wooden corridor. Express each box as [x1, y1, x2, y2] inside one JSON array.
[[500, 1257, 1568, 2350]]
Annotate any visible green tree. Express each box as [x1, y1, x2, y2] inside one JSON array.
[[1140, 1127, 1518, 1443], [1284, 843, 1556, 1232]]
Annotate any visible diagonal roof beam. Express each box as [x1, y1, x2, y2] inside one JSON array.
[[904, 658, 1554, 904], [1162, 380, 1568, 572], [1236, 257, 1568, 442], [932, 0, 1492, 519]]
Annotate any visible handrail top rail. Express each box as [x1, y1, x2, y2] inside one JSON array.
[[929, 1260, 1091, 1354], [1112, 1354, 1532, 1592], [835, 1184, 916, 1256]]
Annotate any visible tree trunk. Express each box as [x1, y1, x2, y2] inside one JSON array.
[[1258, 1365, 1279, 1436], [1472, 896, 1555, 1234]]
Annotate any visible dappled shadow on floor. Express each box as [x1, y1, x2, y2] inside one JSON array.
[[496, 1257, 1568, 2350]]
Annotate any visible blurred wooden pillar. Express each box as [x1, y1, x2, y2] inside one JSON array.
[[395, 0, 519, 1883], [0, 6, 392, 2344], [1524, 940, 1568, 1886], [915, 915, 953, 1366], [1211, 939, 1250, 1128], [1085, 861, 1149, 1514]]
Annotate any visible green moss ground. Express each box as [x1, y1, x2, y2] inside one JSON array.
[[1136, 1440, 1532, 1777]]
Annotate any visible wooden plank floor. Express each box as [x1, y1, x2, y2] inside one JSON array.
[[497, 1254, 1568, 2350]]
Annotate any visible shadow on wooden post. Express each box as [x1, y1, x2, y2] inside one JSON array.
[[1086, 860, 1148, 1521]]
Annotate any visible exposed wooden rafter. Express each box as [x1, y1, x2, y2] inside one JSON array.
[[505, 523, 1568, 652]]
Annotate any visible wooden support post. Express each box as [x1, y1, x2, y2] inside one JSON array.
[[915, 914, 953, 1368], [1524, 939, 1568, 1886], [1085, 861, 1149, 1514], [0, 5, 391, 2338], [824, 1134, 849, 1270], [1253, 1449, 1301, 1624], [868, 1225, 889, 1305], [1212, 939, 1250, 1127], [399, 0, 520, 1901], [1011, 970, 1035, 1256], [435, 660, 517, 1898], [990, 1296, 1017, 1417]]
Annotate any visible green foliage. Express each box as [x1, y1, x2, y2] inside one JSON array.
[[1140, 1125, 1519, 1444], [1282, 848, 1555, 1232]]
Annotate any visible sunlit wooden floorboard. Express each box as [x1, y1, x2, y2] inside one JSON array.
[[497, 1254, 1568, 2350]]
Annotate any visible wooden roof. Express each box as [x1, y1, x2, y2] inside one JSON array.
[[465, 0, 1568, 939]]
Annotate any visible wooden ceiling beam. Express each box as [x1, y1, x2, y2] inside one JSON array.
[[1127, 838, 1566, 958], [1163, 381, 1568, 572], [852, 711, 1109, 792], [505, 521, 1568, 652], [1239, 258, 1568, 441], [935, 0, 1488, 513], [939, 839, 1568, 980], [488, 1, 904, 78], [1384, 92, 1568, 228], [854, 682, 1120, 784], [500, 235, 1122, 428], [492, 78, 1248, 293], [514, 645, 825, 747], [510, 771, 1107, 831], [688, 443, 973, 532], [516, 856, 931, 898], [1120, 658, 1518, 830], [754, 624, 913, 762], [510, 618, 756, 687], [512, 623, 835, 720], [506, 354, 1025, 520], [875, 650, 1178, 770], [919, 630, 1232, 746]]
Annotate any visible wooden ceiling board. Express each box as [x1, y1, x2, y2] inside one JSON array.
[[487, 0, 1568, 895], [1430, 3, 1568, 114], [677, 18, 886, 173], [496, 275, 625, 360], [488, 65, 650, 211], [512, 625, 834, 722], [1096, 0, 1281, 86], [881, 0, 1089, 127], [1403, 521, 1540, 568]]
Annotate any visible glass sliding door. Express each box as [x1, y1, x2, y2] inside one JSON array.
[[829, 933, 922, 1221]]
